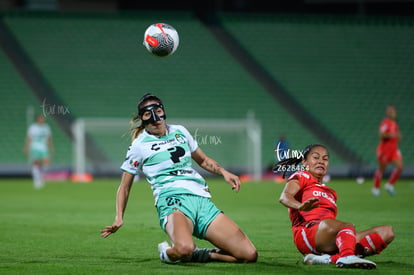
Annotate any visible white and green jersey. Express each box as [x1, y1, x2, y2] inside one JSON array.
[[121, 124, 211, 204], [27, 123, 51, 152]]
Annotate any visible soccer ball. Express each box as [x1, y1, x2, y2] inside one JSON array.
[[143, 23, 179, 57]]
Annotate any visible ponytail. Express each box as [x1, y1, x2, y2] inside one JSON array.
[[273, 157, 302, 179], [130, 113, 145, 141]]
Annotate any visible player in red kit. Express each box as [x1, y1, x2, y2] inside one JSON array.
[[275, 144, 394, 269], [372, 105, 403, 196]]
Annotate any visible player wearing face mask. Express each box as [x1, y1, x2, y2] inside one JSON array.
[[101, 93, 258, 264]]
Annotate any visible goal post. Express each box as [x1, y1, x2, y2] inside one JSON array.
[[71, 117, 132, 180], [72, 114, 262, 181]]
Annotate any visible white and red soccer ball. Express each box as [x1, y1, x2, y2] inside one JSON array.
[[143, 23, 179, 57]]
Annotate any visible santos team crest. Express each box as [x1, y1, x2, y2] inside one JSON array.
[[175, 133, 185, 144]]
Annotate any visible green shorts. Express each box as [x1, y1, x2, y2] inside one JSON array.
[[30, 148, 49, 161], [157, 193, 222, 239]]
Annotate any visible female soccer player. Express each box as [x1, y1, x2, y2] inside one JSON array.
[[24, 114, 53, 189], [275, 144, 394, 269], [100, 94, 257, 264], [372, 105, 403, 196]]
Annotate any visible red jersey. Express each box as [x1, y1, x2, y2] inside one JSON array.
[[287, 171, 338, 227], [377, 118, 400, 153]]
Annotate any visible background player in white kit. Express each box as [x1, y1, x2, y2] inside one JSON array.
[[100, 94, 257, 264], [24, 114, 54, 189]]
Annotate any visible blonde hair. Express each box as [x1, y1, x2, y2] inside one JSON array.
[[130, 113, 145, 141]]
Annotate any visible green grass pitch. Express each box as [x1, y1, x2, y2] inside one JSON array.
[[1, 177, 413, 274]]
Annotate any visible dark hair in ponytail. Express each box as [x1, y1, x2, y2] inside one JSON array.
[[273, 144, 327, 178]]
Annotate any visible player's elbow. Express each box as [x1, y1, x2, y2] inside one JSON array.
[[278, 195, 288, 207], [279, 190, 291, 202]]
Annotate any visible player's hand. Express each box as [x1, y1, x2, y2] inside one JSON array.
[[298, 197, 319, 211], [100, 221, 123, 238], [222, 170, 241, 192]]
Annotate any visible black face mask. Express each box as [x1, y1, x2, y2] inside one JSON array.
[[138, 103, 166, 126]]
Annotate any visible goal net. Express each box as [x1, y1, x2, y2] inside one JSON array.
[[72, 115, 262, 181]]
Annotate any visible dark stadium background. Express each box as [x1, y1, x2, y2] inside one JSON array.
[[1, 0, 413, 179], [2, 0, 414, 15]]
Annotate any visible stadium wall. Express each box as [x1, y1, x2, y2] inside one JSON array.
[[0, 11, 413, 179]]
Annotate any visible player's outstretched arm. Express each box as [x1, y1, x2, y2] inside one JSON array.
[[100, 172, 135, 238], [192, 148, 240, 192]]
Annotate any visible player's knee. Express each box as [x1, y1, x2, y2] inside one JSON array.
[[383, 225, 395, 244], [246, 248, 258, 263], [173, 242, 195, 258], [343, 222, 356, 230], [238, 247, 258, 263], [321, 220, 355, 235]]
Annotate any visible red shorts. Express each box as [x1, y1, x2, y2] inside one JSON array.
[[377, 148, 402, 164], [292, 223, 320, 255]]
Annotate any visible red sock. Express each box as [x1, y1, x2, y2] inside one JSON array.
[[330, 254, 340, 263], [389, 169, 402, 185], [358, 233, 387, 256], [373, 170, 382, 188], [336, 227, 356, 257]]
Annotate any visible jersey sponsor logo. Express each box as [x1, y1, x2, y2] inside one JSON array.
[[170, 169, 194, 176], [312, 190, 336, 206], [157, 138, 179, 146], [151, 143, 161, 151], [150, 136, 186, 152], [168, 146, 186, 163]]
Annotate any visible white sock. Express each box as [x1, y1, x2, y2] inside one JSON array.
[[32, 166, 44, 189]]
